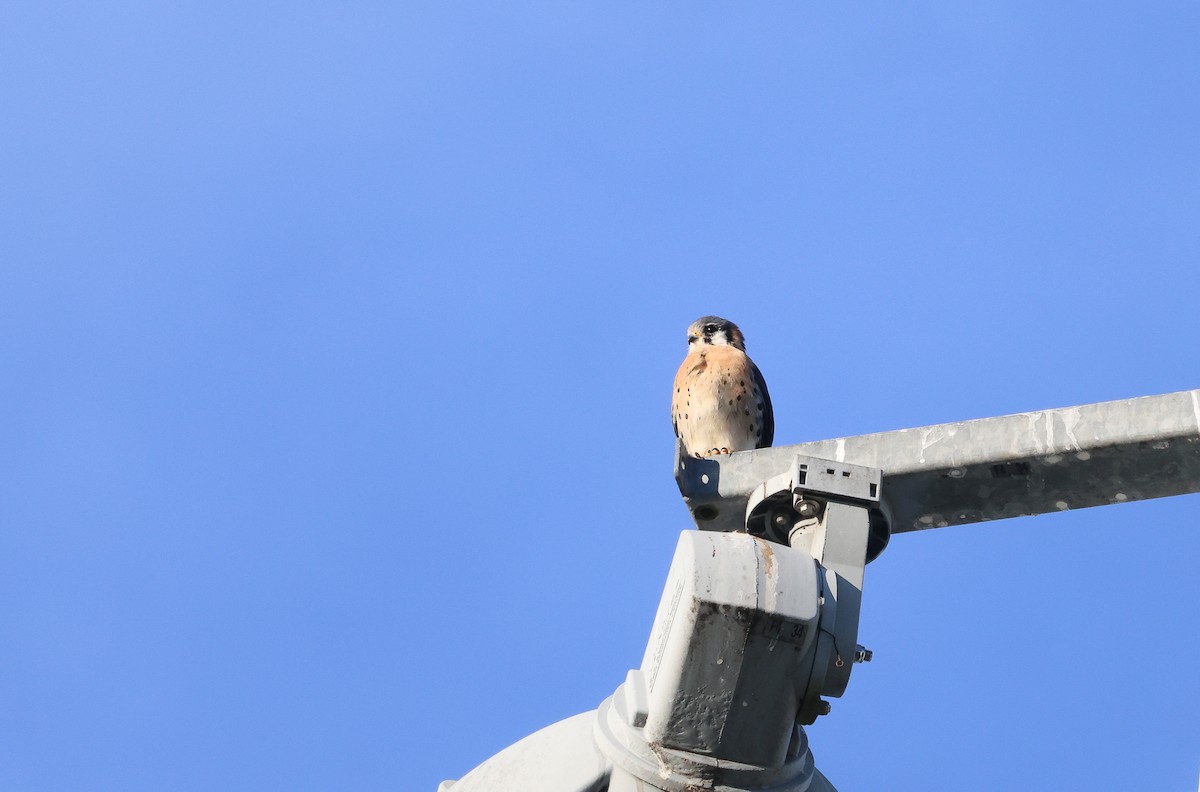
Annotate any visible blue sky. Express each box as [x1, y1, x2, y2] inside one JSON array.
[[2, 2, 1198, 790]]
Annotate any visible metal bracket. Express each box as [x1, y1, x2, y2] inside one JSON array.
[[594, 530, 837, 791], [743, 454, 886, 723], [743, 454, 890, 560]]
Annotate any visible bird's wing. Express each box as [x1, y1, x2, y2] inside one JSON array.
[[671, 360, 687, 439], [751, 359, 774, 448]]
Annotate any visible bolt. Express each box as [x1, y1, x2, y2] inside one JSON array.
[[796, 499, 820, 518], [854, 645, 873, 663], [818, 700, 832, 716]]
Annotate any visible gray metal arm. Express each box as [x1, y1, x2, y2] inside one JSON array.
[[677, 388, 1200, 534]]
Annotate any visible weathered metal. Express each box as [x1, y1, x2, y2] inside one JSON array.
[[444, 388, 1200, 791], [677, 388, 1200, 535]]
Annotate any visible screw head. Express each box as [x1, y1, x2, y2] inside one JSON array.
[[796, 499, 820, 518]]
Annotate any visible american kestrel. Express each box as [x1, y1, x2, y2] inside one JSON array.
[[672, 316, 774, 458]]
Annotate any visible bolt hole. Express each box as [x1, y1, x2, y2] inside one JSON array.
[[694, 505, 719, 521]]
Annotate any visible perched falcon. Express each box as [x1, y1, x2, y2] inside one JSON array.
[[672, 316, 774, 458]]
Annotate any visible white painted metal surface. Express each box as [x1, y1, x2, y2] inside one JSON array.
[[440, 711, 608, 792]]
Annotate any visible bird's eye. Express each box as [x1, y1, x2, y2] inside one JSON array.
[[704, 324, 719, 334]]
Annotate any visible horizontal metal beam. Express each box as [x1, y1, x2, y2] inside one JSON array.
[[676, 389, 1200, 535]]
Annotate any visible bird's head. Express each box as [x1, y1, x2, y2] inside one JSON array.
[[686, 316, 746, 351]]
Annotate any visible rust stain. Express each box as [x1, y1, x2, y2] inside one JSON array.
[[759, 537, 775, 581]]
